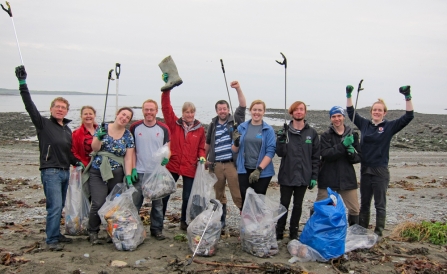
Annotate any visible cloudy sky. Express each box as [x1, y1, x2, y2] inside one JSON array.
[[1, 0, 446, 114]]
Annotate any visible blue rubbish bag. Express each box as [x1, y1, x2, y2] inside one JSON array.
[[299, 187, 347, 260]]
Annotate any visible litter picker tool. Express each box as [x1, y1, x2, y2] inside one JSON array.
[[219, 59, 234, 117], [186, 199, 219, 266], [115, 63, 121, 114], [352, 79, 364, 124], [1, 1, 24, 65], [101, 69, 115, 127], [275, 52, 288, 130]]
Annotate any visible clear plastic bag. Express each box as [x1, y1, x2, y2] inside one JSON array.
[[186, 164, 217, 224], [64, 166, 90, 235], [98, 184, 146, 251], [287, 240, 327, 262], [240, 188, 287, 257], [141, 145, 176, 200], [187, 200, 222, 256], [345, 224, 378, 252]]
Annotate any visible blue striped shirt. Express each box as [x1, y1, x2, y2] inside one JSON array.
[[214, 122, 232, 161]]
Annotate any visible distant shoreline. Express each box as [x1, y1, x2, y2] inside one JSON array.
[[0, 88, 122, 96]]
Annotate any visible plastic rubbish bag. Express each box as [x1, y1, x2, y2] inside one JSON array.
[[240, 188, 287, 257], [186, 164, 217, 224], [98, 184, 146, 251], [287, 240, 327, 262], [345, 224, 378, 252], [64, 166, 90, 235], [141, 145, 176, 200], [300, 187, 347, 260], [187, 200, 222, 256]]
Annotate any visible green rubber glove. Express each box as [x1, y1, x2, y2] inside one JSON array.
[[15, 65, 27, 85], [277, 129, 286, 144], [342, 134, 354, 147], [162, 73, 169, 83], [75, 161, 85, 171], [199, 157, 206, 164], [399, 85, 412, 101], [347, 145, 355, 154], [249, 167, 262, 184], [125, 175, 133, 186], [96, 127, 107, 140], [161, 157, 169, 166], [131, 168, 138, 183], [346, 85, 354, 98], [308, 179, 317, 190]]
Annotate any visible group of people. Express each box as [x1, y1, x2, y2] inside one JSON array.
[[15, 57, 414, 252]]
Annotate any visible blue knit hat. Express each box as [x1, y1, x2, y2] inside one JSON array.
[[329, 106, 345, 118]]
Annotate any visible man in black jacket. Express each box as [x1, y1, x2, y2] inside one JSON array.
[[15, 66, 82, 251], [275, 101, 320, 240], [317, 106, 361, 225]]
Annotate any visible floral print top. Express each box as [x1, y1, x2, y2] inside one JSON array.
[[91, 123, 135, 170]]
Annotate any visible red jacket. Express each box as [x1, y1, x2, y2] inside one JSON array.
[[71, 124, 97, 167], [161, 91, 205, 178]]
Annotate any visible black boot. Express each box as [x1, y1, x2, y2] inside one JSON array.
[[289, 226, 299, 240], [374, 215, 386, 236], [348, 215, 359, 226], [359, 212, 370, 229], [89, 232, 104, 245]]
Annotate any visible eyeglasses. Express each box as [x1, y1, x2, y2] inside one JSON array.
[[53, 105, 67, 110]]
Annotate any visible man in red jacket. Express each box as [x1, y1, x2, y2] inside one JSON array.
[[159, 56, 206, 230]]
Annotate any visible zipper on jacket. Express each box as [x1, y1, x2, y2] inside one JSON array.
[[46, 145, 51, 161]]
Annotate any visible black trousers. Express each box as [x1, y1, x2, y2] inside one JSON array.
[[276, 185, 308, 233], [238, 168, 272, 208], [360, 171, 390, 217]]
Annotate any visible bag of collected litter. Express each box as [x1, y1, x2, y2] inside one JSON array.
[[64, 166, 90, 235], [240, 188, 287, 257], [98, 184, 146, 251], [141, 145, 176, 200], [287, 240, 327, 262], [187, 200, 222, 256], [186, 164, 217, 224], [300, 187, 347, 260], [345, 224, 378, 252]]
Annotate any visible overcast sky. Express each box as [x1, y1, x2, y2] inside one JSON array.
[[1, 0, 446, 113]]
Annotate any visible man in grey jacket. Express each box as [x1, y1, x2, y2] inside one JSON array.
[[205, 81, 246, 233]]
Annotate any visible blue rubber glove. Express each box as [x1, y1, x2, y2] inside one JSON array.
[[131, 168, 138, 183], [161, 157, 169, 166], [308, 179, 317, 190], [346, 85, 354, 98]]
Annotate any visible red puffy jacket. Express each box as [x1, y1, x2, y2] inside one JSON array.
[[71, 124, 97, 167], [161, 91, 205, 178]]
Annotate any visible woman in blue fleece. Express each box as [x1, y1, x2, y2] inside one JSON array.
[[231, 99, 276, 207], [346, 85, 414, 236]]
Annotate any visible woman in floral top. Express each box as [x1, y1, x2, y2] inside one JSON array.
[[87, 107, 135, 244]]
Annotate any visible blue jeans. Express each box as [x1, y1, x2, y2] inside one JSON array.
[[135, 173, 164, 234], [41, 168, 70, 244], [168, 173, 194, 222]]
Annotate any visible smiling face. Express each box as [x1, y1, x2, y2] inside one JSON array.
[[182, 108, 195, 124], [291, 103, 306, 121], [370, 102, 386, 124], [216, 103, 230, 122], [250, 103, 265, 123], [81, 107, 96, 127], [50, 100, 69, 122], [115, 109, 133, 126], [143, 102, 158, 124], [330, 113, 345, 127]]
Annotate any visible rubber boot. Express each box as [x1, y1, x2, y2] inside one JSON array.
[[220, 203, 227, 235], [374, 215, 386, 236], [89, 232, 104, 245], [289, 226, 299, 240], [159, 55, 183, 91], [348, 214, 359, 226], [359, 212, 370, 229]]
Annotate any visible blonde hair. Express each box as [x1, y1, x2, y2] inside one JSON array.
[[182, 102, 196, 113], [249, 100, 266, 111], [80, 105, 96, 115], [50, 97, 70, 110], [371, 98, 387, 113], [142, 99, 158, 110], [288, 101, 307, 115]]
